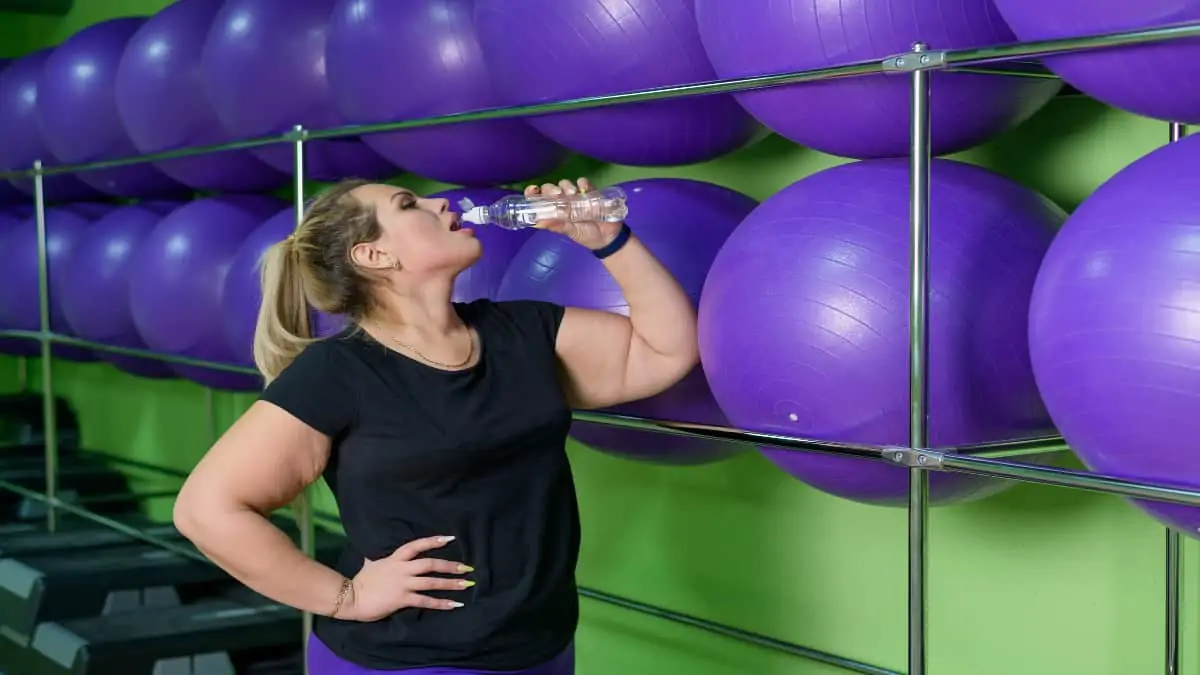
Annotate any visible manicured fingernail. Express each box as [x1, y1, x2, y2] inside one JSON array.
[[460, 580, 475, 588], [457, 564, 474, 573], [448, 601, 464, 608], [438, 536, 456, 543]]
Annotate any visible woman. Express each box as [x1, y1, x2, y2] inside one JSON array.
[[173, 177, 698, 674]]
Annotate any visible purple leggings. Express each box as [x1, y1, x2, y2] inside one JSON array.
[[306, 634, 574, 675]]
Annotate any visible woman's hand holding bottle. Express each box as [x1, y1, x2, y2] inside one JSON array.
[[527, 177, 625, 251]]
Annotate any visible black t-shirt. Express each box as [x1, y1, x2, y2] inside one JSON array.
[[259, 298, 578, 670]]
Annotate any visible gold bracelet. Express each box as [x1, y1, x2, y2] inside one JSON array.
[[330, 577, 353, 618]]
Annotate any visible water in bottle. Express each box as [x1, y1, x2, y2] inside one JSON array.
[[459, 186, 628, 230]]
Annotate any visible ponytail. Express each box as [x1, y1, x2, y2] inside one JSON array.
[[253, 238, 314, 385]]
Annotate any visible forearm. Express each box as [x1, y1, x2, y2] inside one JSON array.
[[176, 505, 347, 617], [602, 233, 697, 358]]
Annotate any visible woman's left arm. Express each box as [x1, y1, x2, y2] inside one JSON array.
[[534, 179, 699, 410]]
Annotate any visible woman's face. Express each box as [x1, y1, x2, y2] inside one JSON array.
[[351, 183, 482, 277]]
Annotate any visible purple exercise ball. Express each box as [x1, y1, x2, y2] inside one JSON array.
[[498, 178, 756, 464], [0, 208, 37, 356], [698, 159, 1063, 506], [130, 195, 285, 391], [201, 0, 397, 181], [0, 50, 102, 202], [1029, 134, 1200, 535], [0, 175, 20, 206], [694, 0, 1063, 159], [327, 0, 568, 186], [62, 202, 118, 220], [115, 0, 289, 192], [991, 1, 1200, 124], [0, 206, 113, 362], [36, 18, 190, 198], [0, 63, 22, 206], [474, 0, 762, 167], [432, 187, 536, 303], [221, 207, 347, 368], [0, 183, 20, 207], [60, 203, 181, 379]]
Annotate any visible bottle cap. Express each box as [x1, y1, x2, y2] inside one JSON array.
[[462, 206, 488, 225]]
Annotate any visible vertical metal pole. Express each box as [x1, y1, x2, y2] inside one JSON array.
[[907, 42, 933, 675], [1166, 525, 1180, 675], [292, 124, 316, 675], [16, 358, 28, 392], [1165, 120, 1186, 675], [32, 160, 59, 533]]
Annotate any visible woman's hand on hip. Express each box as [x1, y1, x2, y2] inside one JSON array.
[[344, 535, 474, 621]]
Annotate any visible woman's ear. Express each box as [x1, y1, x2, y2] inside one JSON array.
[[349, 241, 399, 271]]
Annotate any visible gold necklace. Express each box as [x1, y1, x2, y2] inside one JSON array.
[[389, 329, 476, 369]]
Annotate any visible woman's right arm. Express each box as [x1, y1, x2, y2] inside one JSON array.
[[173, 400, 350, 617]]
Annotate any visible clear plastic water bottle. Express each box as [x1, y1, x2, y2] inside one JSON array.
[[459, 186, 628, 230]]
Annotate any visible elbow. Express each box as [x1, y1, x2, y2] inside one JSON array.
[[682, 326, 700, 368], [671, 321, 700, 374], [172, 479, 229, 543], [679, 304, 699, 360], [172, 487, 204, 541], [673, 342, 700, 385], [650, 339, 701, 398], [639, 323, 700, 391]]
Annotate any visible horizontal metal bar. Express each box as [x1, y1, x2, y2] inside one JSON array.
[[0, 58, 886, 179], [0, 447, 191, 486], [573, 411, 1068, 461], [0, 0, 74, 17], [0, 133, 293, 180], [0, 22, 1192, 181], [0, 477, 210, 563], [572, 411, 1200, 506], [0, 64, 1039, 182], [939, 454, 1200, 506], [0, 329, 1068, 462], [76, 488, 179, 505], [305, 59, 887, 140], [0, 330, 258, 376], [971, 442, 1069, 461], [0, 65, 1059, 183], [82, 449, 193, 480], [940, 434, 1068, 459], [576, 586, 902, 675], [950, 63, 1059, 79], [944, 20, 1200, 69], [312, 510, 341, 527], [571, 410, 883, 459]]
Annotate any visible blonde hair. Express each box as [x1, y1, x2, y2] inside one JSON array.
[[252, 178, 383, 384]]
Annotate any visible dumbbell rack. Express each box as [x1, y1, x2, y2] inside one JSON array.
[[1, 19, 1200, 675]]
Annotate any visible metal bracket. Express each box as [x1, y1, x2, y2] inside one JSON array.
[[284, 126, 310, 143], [882, 446, 945, 469], [881, 50, 948, 73]]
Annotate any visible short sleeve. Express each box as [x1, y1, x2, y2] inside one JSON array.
[[480, 299, 566, 351], [259, 340, 355, 438]]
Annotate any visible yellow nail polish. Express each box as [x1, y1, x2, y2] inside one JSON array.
[[460, 580, 476, 588], [458, 565, 475, 573]]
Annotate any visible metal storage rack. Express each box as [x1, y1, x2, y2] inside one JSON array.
[[1, 18, 1199, 675]]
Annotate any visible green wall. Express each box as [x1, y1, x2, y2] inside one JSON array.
[[1, 4, 1196, 675]]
